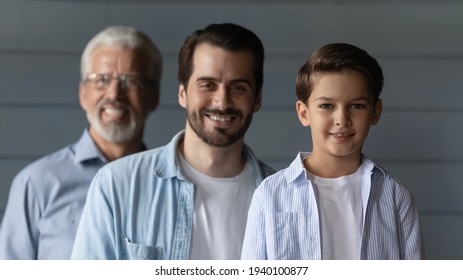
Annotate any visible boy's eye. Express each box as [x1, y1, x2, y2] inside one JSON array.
[[351, 104, 366, 109], [319, 104, 333, 109]]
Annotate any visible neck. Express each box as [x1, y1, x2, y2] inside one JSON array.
[[89, 128, 145, 162], [179, 126, 246, 178], [304, 151, 362, 178]]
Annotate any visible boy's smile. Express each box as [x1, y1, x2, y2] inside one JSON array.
[[329, 131, 355, 142]]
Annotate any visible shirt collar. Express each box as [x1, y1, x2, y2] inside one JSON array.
[[284, 152, 385, 184], [284, 152, 310, 184], [73, 129, 108, 164], [360, 154, 386, 176], [153, 130, 185, 179], [153, 130, 266, 182]]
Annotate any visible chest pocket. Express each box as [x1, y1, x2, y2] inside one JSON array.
[[266, 212, 299, 259], [120, 237, 163, 260]]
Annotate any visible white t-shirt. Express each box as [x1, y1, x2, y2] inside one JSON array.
[[310, 165, 364, 260], [178, 153, 256, 260]]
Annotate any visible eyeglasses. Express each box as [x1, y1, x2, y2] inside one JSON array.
[[83, 73, 154, 91]]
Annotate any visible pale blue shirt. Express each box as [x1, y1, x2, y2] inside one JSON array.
[[71, 130, 274, 260], [241, 152, 425, 260], [0, 130, 107, 259]]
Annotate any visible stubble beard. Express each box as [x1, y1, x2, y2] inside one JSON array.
[[187, 108, 253, 148]]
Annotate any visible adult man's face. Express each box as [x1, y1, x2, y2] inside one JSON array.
[[79, 46, 158, 143], [178, 43, 262, 147]]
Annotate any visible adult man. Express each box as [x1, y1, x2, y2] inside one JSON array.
[[71, 23, 274, 260], [0, 26, 162, 259]]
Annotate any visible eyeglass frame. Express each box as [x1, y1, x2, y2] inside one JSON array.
[[82, 73, 155, 91]]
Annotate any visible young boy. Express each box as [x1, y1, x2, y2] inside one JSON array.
[[241, 43, 425, 260]]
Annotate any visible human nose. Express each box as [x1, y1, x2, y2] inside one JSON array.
[[105, 78, 125, 100], [212, 87, 232, 109], [335, 108, 351, 127]]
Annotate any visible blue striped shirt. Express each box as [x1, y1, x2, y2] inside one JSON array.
[[241, 152, 425, 260]]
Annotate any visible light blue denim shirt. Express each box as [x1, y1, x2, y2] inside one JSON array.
[[0, 130, 107, 259], [241, 152, 425, 260], [71, 130, 274, 260]]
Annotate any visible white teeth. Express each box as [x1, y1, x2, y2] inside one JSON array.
[[104, 108, 124, 117], [210, 115, 231, 122]]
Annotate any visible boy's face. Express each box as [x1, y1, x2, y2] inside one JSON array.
[[296, 70, 382, 161]]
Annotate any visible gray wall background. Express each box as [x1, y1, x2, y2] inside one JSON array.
[[1, 0, 462, 259]]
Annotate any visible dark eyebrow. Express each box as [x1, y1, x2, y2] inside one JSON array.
[[230, 79, 252, 87], [314, 96, 370, 102], [314, 97, 331, 102], [351, 97, 371, 102], [196, 76, 252, 86], [196, 76, 218, 82]]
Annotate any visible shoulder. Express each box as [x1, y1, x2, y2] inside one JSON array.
[[261, 168, 288, 184], [371, 164, 407, 190], [13, 144, 75, 185], [84, 144, 181, 218], [368, 160, 416, 203], [251, 166, 311, 214], [23, 144, 74, 172], [90, 145, 171, 194], [98, 146, 165, 178], [254, 168, 292, 197], [6, 144, 78, 205], [256, 152, 309, 194], [100, 132, 180, 177]]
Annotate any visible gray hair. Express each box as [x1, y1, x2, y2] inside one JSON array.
[[80, 26, 163, 94]]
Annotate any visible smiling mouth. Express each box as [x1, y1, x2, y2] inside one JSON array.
[[209, 115, 232, 122], [330, 132, 354, 137], [101, 106, 129, 123], [103, 108, 125, 117], [329, 132, 356, 142]]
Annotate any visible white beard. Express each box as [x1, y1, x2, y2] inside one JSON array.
[[86, 100, 139, 143]]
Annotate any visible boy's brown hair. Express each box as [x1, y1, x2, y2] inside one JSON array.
[[296, 43, 384, 103]]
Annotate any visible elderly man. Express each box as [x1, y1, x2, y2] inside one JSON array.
[[0, 26, 162, 259]]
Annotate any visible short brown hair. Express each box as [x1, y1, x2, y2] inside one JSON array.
[[178, 23, 264, 94], [296, 43, 383, 103]]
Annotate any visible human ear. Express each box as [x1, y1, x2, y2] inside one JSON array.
[[370, 99, 383, 125], [296, 100, 311, 127], [178, 84, 187, 109]]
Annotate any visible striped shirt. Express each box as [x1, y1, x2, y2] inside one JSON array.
[[241, 152, 425, 260]]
